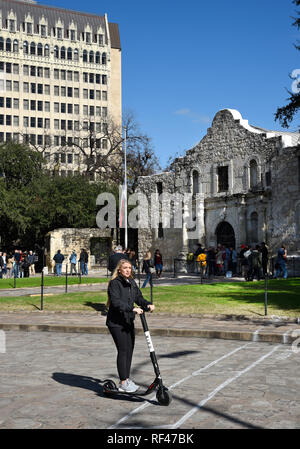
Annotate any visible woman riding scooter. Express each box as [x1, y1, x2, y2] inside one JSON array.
[[106, 259, 155, 393]]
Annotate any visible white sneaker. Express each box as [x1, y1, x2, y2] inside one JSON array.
[[118, 380, 138, 393], [127, 379, 140, 391]]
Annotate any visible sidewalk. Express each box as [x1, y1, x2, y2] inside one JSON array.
[[0, 273, 299, 345], [0, 309, 299, 346]]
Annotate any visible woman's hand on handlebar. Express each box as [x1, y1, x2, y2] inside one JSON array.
[[133, 307, 144, 315], [148, 304, 155, 312]]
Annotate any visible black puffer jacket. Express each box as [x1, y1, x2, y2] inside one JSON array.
[[106, 275, 151, 328]]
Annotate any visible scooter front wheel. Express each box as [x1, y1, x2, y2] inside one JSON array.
[[156, 387, 172, 406]]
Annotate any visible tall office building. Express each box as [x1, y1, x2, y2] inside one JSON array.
[[0, 0, 121, 178]]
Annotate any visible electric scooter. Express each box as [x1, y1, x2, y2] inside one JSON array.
[[102, 308, 172, 406]]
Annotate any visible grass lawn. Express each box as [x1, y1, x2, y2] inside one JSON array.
[[0, 276, 108, 289], [0, 278, 299, 317]]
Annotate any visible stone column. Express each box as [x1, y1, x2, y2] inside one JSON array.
[[238, 195, 247, 246]]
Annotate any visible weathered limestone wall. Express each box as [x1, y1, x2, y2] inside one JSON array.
[[45, 228, 113, 273]]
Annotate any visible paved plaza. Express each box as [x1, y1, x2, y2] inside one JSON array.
[[0, 330, 299, 429]]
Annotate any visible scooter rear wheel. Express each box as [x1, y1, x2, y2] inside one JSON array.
[[156, 387, 172, 406]]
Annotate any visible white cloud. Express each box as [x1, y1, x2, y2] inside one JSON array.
[[174, 108, 210, 124]]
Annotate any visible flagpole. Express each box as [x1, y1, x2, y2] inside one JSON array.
[[124, 126, 128, 249]]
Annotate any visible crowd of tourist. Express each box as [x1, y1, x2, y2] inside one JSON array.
[[191, 242, 288, 280], [0, 249, 37, 279]]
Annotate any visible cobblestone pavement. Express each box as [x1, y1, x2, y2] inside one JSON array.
[[0, 331, 299, 429]]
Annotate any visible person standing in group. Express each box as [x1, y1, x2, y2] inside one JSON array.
[[274, 245, 288, 279], [13, 249, 21, 278], [69, 250, 77, 275], [6, 254, 13, 279], [108, 245, 128, 274], [260, 242, 269, 277], [79, 249, 89, 275], [216, 245, 224, 275], [106, 259, 155, 393], [128, 250, 137, 274], [53, 250, 64, 276], [154, 249, 163, 278], [27, 251, 36, 277], [0, 252, 3, 279], [230, 247, 237, 276], [141, 251, 154, 288]]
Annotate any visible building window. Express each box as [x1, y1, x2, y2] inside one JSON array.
[[89, 51, 94, 63], [217, 166, 229, 192], [44, 44, 49, 57], [30, 42, 36, 55], [83, 50, 87, 62], [0, 37, 3, 51], [96, 52, 100, 64], [250, 159, 258, 189], [41, 25, 46, 37], [6, 38, 11, 52], [67, 47, 72, 60], [61, 46, 66, 59], [70, 30, 76, 41], [102, 53, 107, 65], [44, 101, 50, 111], [54, 46, 59, 58], [9, 20, 16, 32], [60, 70, 66, 80], [57, 28, 62, 39], [23, 41, 28, 54], [192, 170, 199, 195], [250, 212, 258, 243], [265, 171, 271, 187], [37, 43, 43, 56], [13, 40, 18, 53], [26, 22, 33, 34], [74, 48, 79, 61]]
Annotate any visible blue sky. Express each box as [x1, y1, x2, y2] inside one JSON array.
[[40, 0, 299, 168]]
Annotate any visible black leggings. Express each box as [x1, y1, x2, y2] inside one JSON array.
[[108, 325, 135, 381]]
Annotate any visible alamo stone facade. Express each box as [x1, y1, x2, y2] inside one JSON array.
[[137, 109, 300, 273]]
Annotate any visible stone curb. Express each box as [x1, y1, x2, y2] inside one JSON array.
[[0, 322, 298, 345]]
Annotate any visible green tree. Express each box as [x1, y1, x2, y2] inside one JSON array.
[[0, 142, 44, 188], [275, 0, 300, 128]]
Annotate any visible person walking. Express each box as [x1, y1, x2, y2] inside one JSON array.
[[106, 259, 155, 393], [141, 251, 154, 288], [53, 250, 64, 276], [274, 245, 288, 279], [154, 249, 163, 278], [0, 252, 3, 279], [69, 250, 77, 275]]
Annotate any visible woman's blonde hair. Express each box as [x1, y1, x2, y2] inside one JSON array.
[[106, 259, 133, 307], [144, 251, 152, 260]]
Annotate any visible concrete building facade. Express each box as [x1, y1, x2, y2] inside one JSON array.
[[0, 0, 121, 179], [137, 109, 300, 273]]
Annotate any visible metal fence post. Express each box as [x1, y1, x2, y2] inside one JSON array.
[[41, 269, 44, 311], [138, 260, 141, 288], [264, 274, 268, 316], [65, 264, 68, 293], [150, 273, 153, 304]]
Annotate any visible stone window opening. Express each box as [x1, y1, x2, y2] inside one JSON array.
[[249, 159, 258, 189], [250, 211, 258, 243], [217, 166, 229, 192], [192, 170, 199, 195]]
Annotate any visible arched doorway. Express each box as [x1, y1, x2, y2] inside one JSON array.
[[215, 221, 235, 248]]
